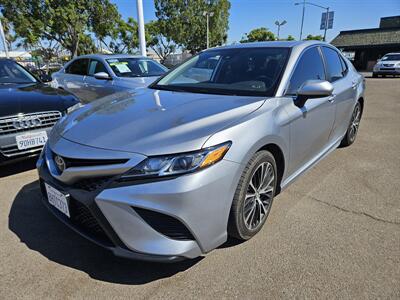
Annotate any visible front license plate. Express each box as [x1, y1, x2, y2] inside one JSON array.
[[45, 183, 70, 218], [16, 131, 48, 150]]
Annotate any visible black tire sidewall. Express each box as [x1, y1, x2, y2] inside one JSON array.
[[341, 101, 361, 147], [229, 150, 277, 240]]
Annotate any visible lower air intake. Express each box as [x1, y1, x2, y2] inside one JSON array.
[[133, 207, 195, 241]]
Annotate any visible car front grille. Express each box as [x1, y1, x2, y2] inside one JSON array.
[[73, 177, 112, 192], [0, 143, 43, 158], [39, 179, 114, 247], [69, 199, 113, 246], [0, 111, 62, 136]]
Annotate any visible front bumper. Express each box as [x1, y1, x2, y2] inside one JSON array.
[[37, 142, 242, 261], [0, 128, 52, 165], [373, 68, 400, 75]]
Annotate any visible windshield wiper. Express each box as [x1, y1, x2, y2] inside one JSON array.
[[151, 85, 194, 93]]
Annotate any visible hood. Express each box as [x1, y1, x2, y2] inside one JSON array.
[[0, 83, 78, 117], [55, 88, 266, 155]]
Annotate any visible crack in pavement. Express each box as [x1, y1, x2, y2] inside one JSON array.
[[307, 195, 400, 226]]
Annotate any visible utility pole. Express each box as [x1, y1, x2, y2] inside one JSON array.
[[203, 11, 214, 49], [136, 0, 146, 57], [0, 17, 9, 58]]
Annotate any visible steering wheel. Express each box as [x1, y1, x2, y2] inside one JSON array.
[[255, 75, 274, 88]]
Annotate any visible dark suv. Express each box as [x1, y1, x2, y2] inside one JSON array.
[[0, 59, 79, 165]]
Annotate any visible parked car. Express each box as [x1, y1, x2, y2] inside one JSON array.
[[0, 59, 79, 166], [37, 41, 364, 262], [373, 52, 400, 77], [52, 54, 168, 103]]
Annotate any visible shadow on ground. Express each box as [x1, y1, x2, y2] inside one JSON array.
[[0, 158, 37, 178], [9, 181, 203, 285]]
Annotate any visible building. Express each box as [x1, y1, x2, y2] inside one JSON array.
[[0, 50, 32, 59], [331, 16, 400, 71]]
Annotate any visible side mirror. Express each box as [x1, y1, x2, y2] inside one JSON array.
[[94, 72, 111, 80], [295, 80, 333, 107]]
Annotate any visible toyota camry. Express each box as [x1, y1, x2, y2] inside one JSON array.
[[37, 41, 365, 262]]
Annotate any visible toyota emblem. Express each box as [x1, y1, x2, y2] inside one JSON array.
[[54, 155, 66, 173]]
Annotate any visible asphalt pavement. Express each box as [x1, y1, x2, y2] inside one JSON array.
[[0, 75, 399, 299]]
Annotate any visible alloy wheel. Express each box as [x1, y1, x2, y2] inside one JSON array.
[[243, 162, 275, 230], [349, 103, 361, 142]]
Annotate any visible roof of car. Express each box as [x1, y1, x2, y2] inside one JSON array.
[[211, 40, 327, 51], [73, 53, 147, 60]]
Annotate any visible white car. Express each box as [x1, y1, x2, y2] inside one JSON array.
[[52, 54, 168, 103], [373, 53, 400, 78]]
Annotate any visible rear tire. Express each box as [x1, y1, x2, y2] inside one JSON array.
[[340, 101, 362, 147], [228, 150, 277, 240]]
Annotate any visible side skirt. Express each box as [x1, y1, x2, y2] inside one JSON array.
[[280, 137, 343, 191]]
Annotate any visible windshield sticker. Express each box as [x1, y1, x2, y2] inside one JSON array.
[[110, 62, 131, 73]]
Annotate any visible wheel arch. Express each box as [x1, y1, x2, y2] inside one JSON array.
[[358, 97, 364, 114], [256, 143, 285, 194]]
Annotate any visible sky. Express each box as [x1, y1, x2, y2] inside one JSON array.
[[112, 0, 400, 43]]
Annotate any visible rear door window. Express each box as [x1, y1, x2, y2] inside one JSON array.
[[65, 59, 89, 76], [286, 47, 326, 95], [321, 47, 345, 82], [88, 59, 108, 76]]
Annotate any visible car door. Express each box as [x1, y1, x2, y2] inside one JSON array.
[[283, 46, 336, 176], [321, 46, 357, 143], [83, 59, 116, 102], [61, 58, 89, 100]]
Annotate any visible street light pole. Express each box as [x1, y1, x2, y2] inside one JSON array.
[[275, 20, 287, 40], [295, 1, 330, 41], [0, 17, 9, 58], [136, 0, 146, 57], [203, 11, 214, 49], [299, 0, 305, 40]]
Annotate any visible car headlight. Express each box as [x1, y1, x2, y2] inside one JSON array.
[[396, 62, 400, 67], [67, 102, 84, 114], [120, 142, 231, 180]]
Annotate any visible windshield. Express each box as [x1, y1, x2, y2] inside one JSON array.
[[106, 58, 167, 78], [152, 47, 289, 96], [381, 54, 400, 61], [0, 60, 37, 84]]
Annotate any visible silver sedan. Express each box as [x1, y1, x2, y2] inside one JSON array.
[[38, 41, 365, 262], [52, 54, 168, 103]]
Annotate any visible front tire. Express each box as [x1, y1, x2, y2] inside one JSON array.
[[372, 73, 377, 78], [340, 101, 362, 147], [228, 150, 277, 240]]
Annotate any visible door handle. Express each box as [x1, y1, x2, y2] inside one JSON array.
[[351, 81, 358, 89], [328, 94, 336, 103]]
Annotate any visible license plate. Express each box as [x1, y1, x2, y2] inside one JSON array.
[[16, 131, 48, 150], [45, 183, 70, 218]]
